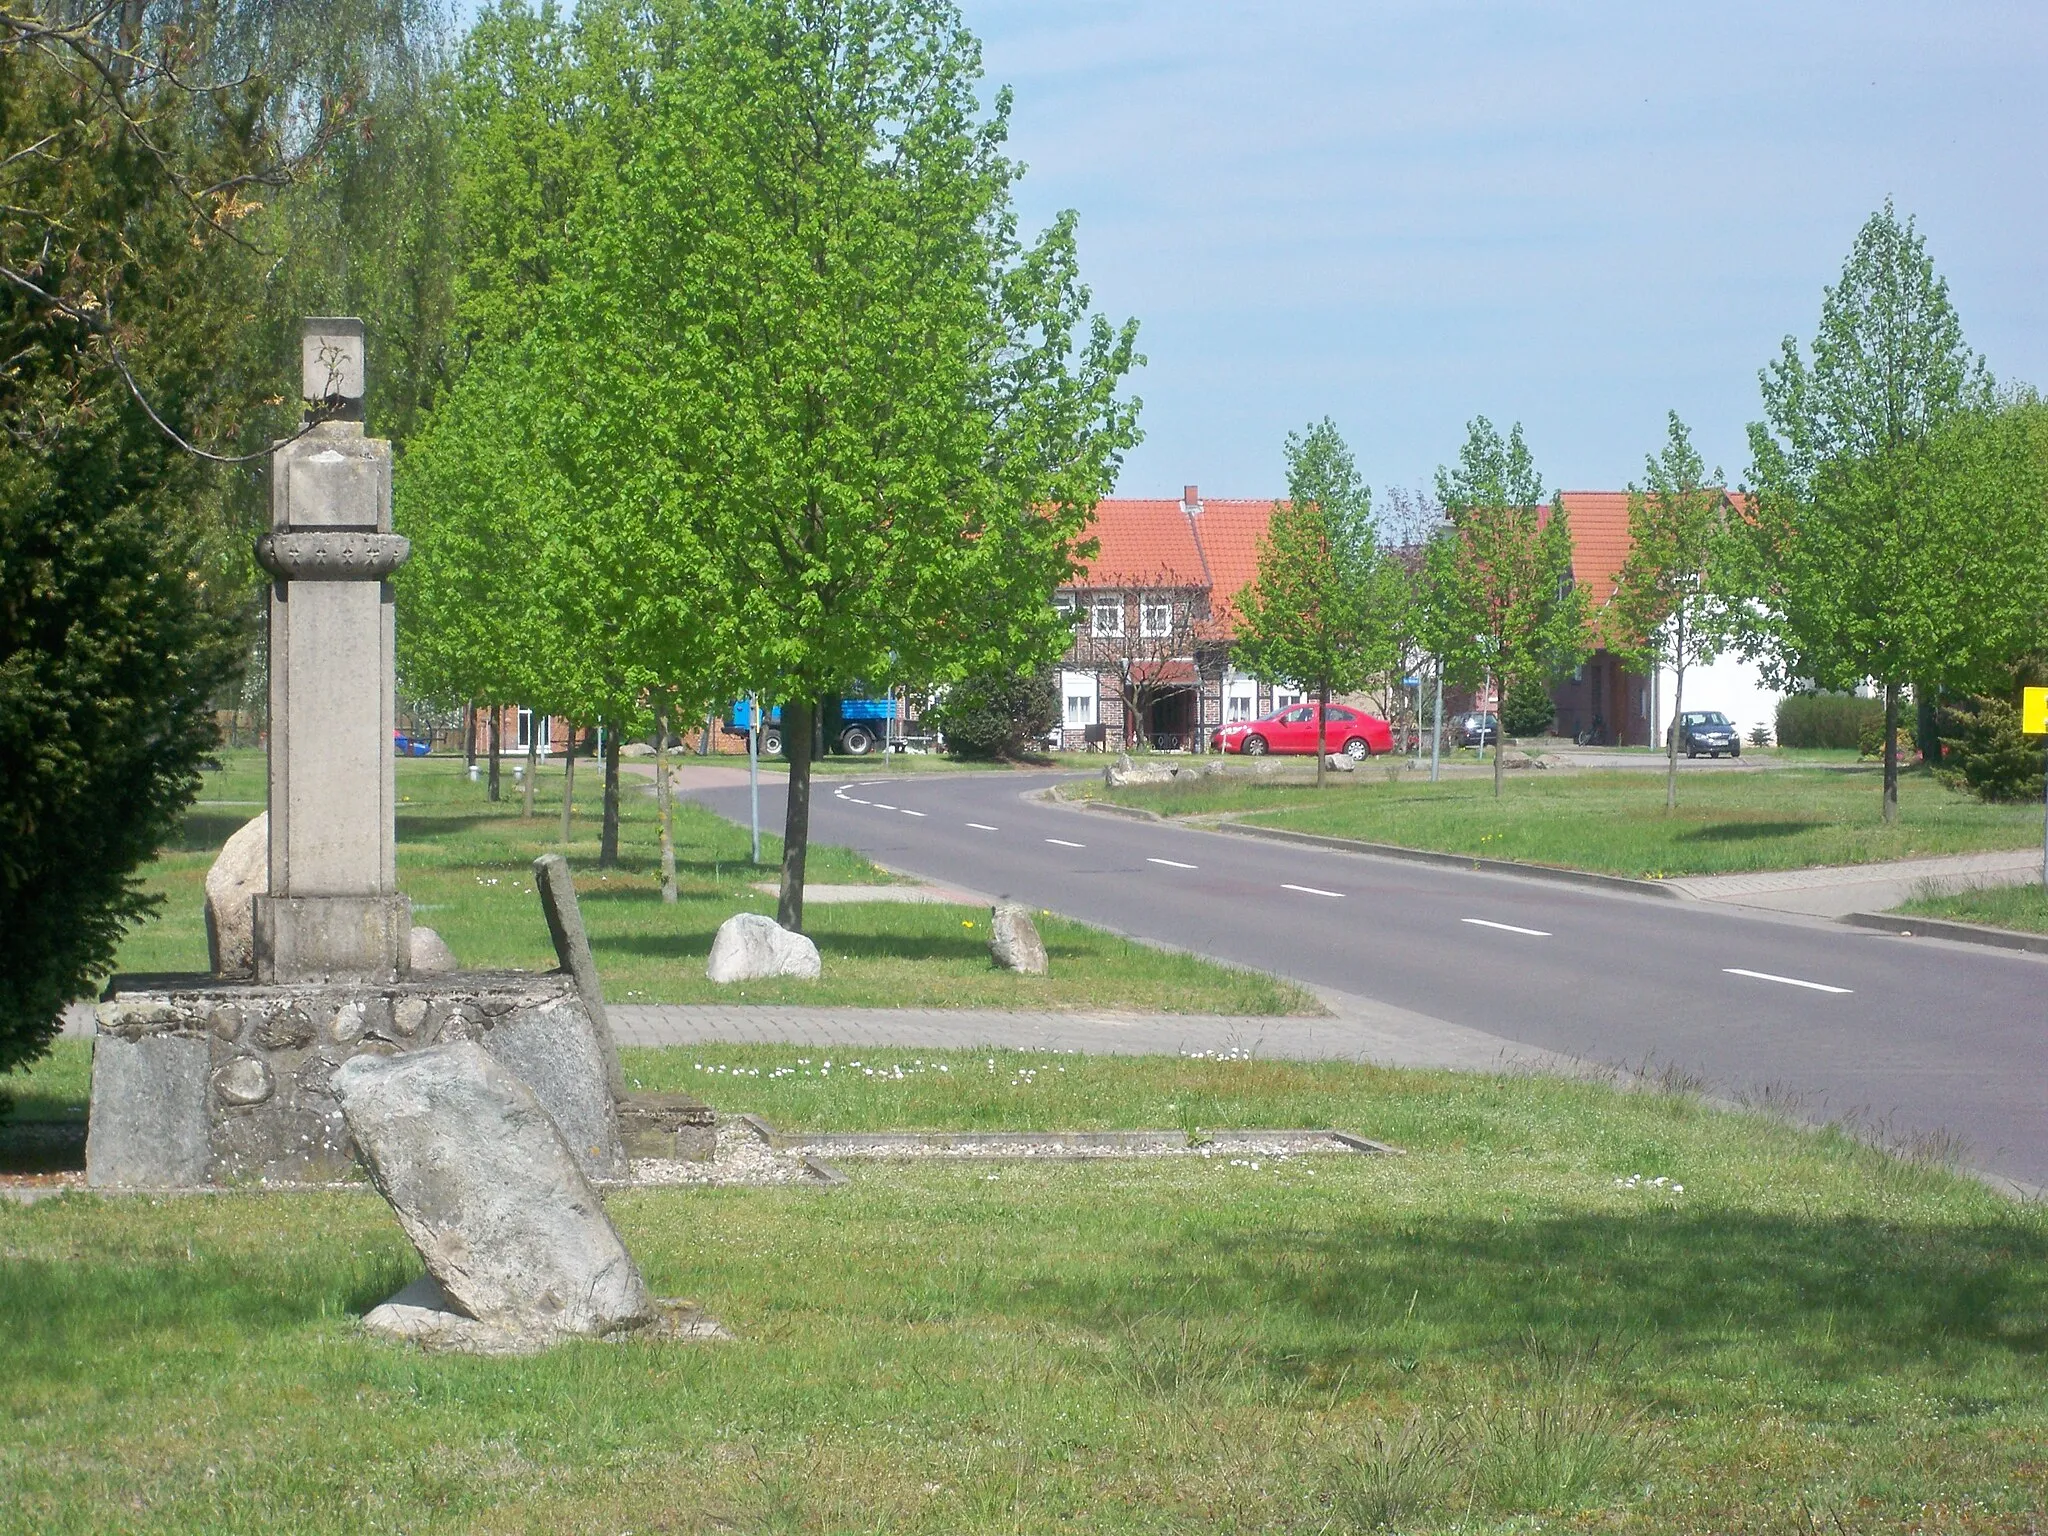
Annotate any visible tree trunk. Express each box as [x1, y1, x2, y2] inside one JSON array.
[[463, 701, 476, 770], [487, 708, 501, 802], [521, 720, 538, 819], [1667, 661, 1684, 814], [1882, 680, 1901, 824], [777, 699, 816, 932], [1915, 685, 1941, 768], [1667, 609, 1685, 813], [1491, 672, 1504, 800], [698, 712, 713, 756], [1315, 679, 1328, 788], [599, 720, 622, 867], [655, 698, 677, 904], [560, 726, 576, 844]]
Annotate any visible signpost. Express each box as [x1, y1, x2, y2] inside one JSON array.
[[2026, 687, 2048, 890]]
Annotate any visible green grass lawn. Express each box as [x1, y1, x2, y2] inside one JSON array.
[[116, 752, 1311, 1014], [1899, 881, 2048, 934], [5, 1039, 2046, 1532], [1086, 764, 2041, 879]]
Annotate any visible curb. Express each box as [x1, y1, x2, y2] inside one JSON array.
[[1840, 910, 2048, 957], [1203, 820, 1684, 900]]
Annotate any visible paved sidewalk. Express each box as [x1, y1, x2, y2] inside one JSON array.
[[611, 987, 1588, 1076], [1666, 848, 2042, 918]]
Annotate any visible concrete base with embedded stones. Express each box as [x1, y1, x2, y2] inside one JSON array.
[[85, 971, 624, 1189]]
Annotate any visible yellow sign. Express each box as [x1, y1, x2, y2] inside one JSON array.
[[2025, 687, 2048, 736]]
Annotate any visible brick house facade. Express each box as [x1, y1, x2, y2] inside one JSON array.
[[1051, 487, 1312, 752]]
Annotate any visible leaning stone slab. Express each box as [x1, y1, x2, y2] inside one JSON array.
[[204, 813, 268, 978], [706, 912, 822, 983], [85, 971, 625, 1188], [336, 1042, 651, 1352], [533, 853, 626, 1100], [988, 903, 1048, 975]]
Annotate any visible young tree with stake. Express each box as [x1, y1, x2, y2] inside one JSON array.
[[1426, 418, 1588, 799], [1235, 420, 1403, 788], [1604, 413, 1740, 811], [1740, 203, 2033, 823], [602, 0, 1140, 933]]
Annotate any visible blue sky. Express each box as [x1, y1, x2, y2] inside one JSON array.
[[457, 2, 2048, 500]]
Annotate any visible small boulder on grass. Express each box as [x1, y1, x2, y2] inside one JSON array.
[[706, 912, 821, 983], [1321, 752, 1357, 773], [204, 812, 268, 978], [989, 903, 1048, 975]]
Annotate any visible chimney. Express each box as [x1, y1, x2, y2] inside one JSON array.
[[1182, 484, 1202, 514]]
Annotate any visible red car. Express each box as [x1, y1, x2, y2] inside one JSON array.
[[1215, 703, 1394, 759]]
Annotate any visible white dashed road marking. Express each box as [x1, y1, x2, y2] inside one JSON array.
[[900, 809, 926, 817], [1046, 838, 1086, 849], [967, 823, 999, 831], [1462, 918, 1551, 937], [871, 802, 896, 811], [846, 797, 871, 805], [1147, 858, 1198, 870], [1282, 883, 1345, 899], [1724, 967, 1853, 995]]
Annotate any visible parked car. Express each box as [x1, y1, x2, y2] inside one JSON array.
[[393, 731, 432, 757], [1669, 710, 1741, 758], [1446, 710, 1498, 748], [1215, 703, 1394, 759]]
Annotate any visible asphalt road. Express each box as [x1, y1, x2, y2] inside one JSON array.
[[690, 770, 2048, 1189]]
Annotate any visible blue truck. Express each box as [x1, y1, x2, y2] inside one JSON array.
[[727, 694, 897, 757]]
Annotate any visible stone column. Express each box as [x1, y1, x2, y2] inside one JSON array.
[[251, 318, 413, 982]]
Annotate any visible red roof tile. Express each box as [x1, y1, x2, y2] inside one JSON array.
[[1555, 491, 1634, 606], [1069, 495, 1282, 639]]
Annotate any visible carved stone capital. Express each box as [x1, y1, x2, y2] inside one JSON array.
[[255, 530, 411, 581]]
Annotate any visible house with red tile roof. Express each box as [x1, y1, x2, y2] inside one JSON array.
[[1052, 486, 1300, 750], [1546, 489, 1770, 747], [1056, 484, 1777, 755]]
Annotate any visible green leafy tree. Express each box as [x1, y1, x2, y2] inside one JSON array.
[[1603, 412, 1740, 810], [928, 669, 1058, 759], [602, 0, 1141, 932], [1235, 418, 1403, 787], [1425, 418, 1588, 798], [1738, 203, 2043, 822], [0, 12, 303, 1069]]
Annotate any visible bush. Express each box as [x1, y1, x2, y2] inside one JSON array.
[[1500, 674, 1556, 738], [1747, 724, 1772, 748], [1775, 692, 1882, 750], [927, 668, 1059, 759], [1936, 694, 2045, 803]]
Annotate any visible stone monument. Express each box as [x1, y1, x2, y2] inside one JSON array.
[[85, 321, 627, 1190], [253, 318, 412, 982]]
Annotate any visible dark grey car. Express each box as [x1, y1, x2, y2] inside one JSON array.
[[1669, 709, 1741, 758]]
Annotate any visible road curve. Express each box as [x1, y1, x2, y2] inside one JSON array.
[[689, 770, 2048, 1189]]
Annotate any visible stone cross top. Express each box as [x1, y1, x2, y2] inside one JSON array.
[[251, 319, 413, 981]]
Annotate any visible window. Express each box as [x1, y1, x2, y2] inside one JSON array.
[[1091, 596, 1123, 637], [1326, 706, 1356, 723], [1061, 671, 1098, 728], [1054, 592, 1077, 618], [1279, 706, 1315, 725], [1139, 597, 1172, 637], [1273, 686, 1306, 711]]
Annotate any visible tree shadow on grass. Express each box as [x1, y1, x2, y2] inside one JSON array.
[[1027, 1207, 2048, 1393], [1677, 820, 1824, 844], [596, 928, 993, 965], [171, 812, 255, 852]]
